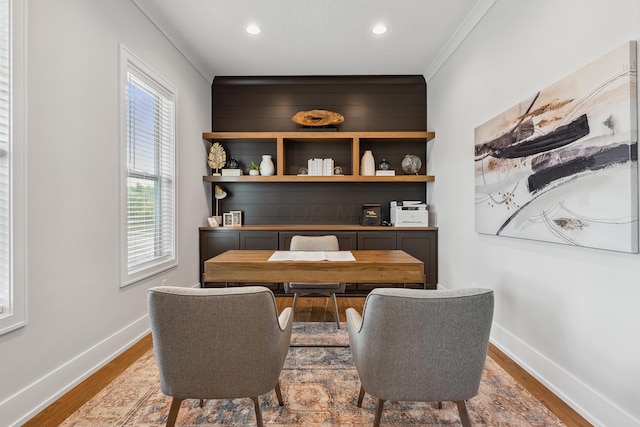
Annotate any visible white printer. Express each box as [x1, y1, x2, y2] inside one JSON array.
[[390, 201, 429, 227]]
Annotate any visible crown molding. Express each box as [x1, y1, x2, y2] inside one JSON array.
[[424, 0, 497, 82]]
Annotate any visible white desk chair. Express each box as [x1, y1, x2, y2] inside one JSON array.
[[284, 235, 346, 328]]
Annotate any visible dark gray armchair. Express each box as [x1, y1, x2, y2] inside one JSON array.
[[346, 287, 494, 427], [148, 286, 293, 427]]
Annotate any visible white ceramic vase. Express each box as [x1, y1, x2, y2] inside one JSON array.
[[360, 150, 375, 176], [260, 155, 275, 176]]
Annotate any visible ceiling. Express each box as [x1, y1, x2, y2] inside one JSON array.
[[132, 0, 495, 82]]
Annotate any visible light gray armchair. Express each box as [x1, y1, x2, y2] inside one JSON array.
[[147, 286, 293, 427], [346, 287, 494, 427], [284, 234, 346, 328]]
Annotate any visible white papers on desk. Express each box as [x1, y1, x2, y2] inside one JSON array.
[[325, 251, 357, 261], [268, 251, 356, 261]]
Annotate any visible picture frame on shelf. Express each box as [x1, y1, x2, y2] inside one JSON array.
[[230, 210, 242, 227], [223, 213, 233, 227]]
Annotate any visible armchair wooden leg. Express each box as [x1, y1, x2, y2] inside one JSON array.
[[357, 384, 366, 407], [373, 398, 385, 427], [199, 399, 204, 407], [332, 293, 340, 328], [251, 396, 264, 427], [275, 381, 284, 406], [166, 397, 183, 427], [292, 293, 299, 314], [455, 400, 471, 427], [437, 401, 442, 409]]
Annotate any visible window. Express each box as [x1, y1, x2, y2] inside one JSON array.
[[0, 0, 26, 335], [120, 46, 177, 286]]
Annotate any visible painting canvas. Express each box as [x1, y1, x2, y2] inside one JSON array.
[[475, 41, 638, 253]]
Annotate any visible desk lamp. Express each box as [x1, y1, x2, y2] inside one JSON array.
[[208, 185, 227, 227], [215, 185, 227, 215]]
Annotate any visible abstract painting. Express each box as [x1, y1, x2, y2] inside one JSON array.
[[475, 41, 638, 253]]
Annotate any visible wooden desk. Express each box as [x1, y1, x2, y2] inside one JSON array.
[[204, 250, 424, 286]]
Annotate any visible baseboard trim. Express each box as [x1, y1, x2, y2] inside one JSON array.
[[488, 342, 591, 427], [5, 314, 150, 427], [491, 322, 636, 427]]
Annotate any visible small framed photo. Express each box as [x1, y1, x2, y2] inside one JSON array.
[[223, 213, 233, 227], [230, 210, 242, 227]]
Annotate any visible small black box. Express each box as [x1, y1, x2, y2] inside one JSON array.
[[361, 204, 381, 226]]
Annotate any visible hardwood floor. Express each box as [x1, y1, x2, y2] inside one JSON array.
[[24, 296, 591, 426], [23, 334, 154, 427], [275, 295, 365, 323]]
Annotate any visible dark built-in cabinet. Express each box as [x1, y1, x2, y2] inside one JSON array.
[[199, 227, 438, 294], [199, 75, 438, 294], [203, 75, 435, 226]]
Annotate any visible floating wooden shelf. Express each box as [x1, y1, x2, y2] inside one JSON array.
[[202, 175, 434, 183], [202, 131, 435, 139], [202, 131, 436, 183]]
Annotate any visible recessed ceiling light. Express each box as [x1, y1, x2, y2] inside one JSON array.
[[246, 24, 261, 35], [372, 24, 387, 35]]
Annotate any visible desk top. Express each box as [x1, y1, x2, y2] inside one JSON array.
[[204, 250, 424, 284]]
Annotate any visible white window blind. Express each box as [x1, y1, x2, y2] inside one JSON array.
[[0, 0, 11, 318], [0, 0, 25, 335], [121, 47, 176, 286]]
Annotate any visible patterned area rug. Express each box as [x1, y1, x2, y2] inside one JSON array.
[[290, 321, 349, 347], [61, 322, 565, 426]]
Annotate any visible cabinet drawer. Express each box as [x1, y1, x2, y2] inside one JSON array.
[[199, 230, 240, 286], [396, 230, 437, 289], [240, 231, 279, 250], [357, 231, 396, 250]]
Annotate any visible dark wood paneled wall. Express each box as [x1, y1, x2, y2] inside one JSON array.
[[210, 75, 428, 224], [217, 182, 426, 225], [212, 75, 426, 132]]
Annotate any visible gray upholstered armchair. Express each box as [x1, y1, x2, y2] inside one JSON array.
[[284, 234, 346, 328], [147, 286, 293, 427], [346, 287, 494, 427]]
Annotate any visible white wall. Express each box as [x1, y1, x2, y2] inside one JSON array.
[[0, 0, 211, 425], [427, 1, 639, 426]]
